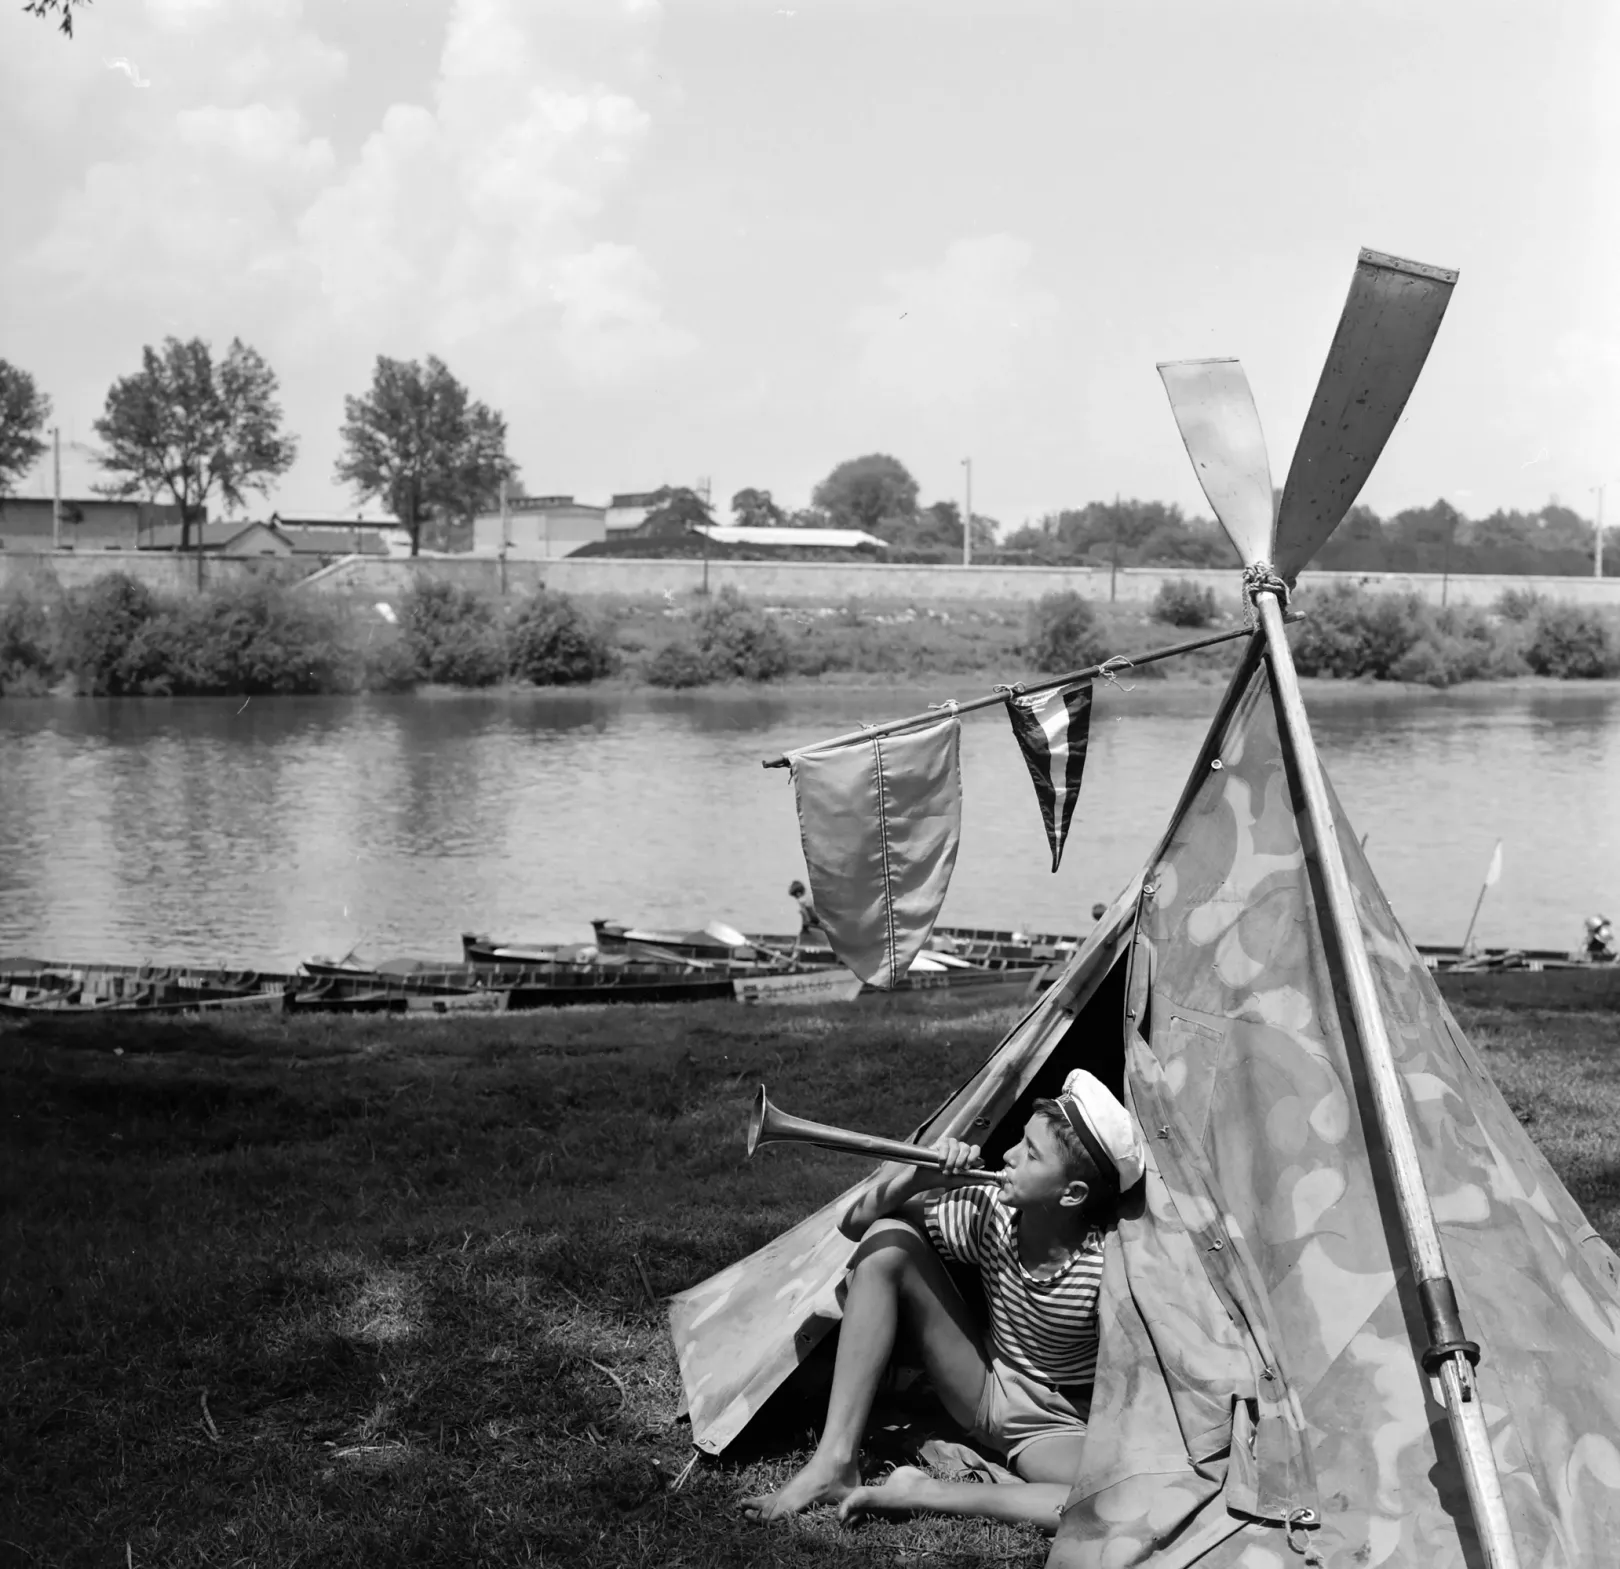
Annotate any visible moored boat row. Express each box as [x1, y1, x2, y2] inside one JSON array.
[[7, 916, 1608, 1021]]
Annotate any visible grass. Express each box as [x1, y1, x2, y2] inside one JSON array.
[[3, 998, 1617, 1567]]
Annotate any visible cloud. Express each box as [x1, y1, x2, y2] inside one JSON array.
[[294, 0, 692, 378], [25, 0, 343, 303], [851, 234, 1059, 407], [551, 243, 697, 382], [34, 101, 335, 294], [26, 0, 687, 385]]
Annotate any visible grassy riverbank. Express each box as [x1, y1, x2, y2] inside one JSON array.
[[5, 572, 1620, 698], [4, 998, 1616, 1567]]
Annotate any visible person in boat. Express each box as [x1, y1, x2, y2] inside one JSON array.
[[1584, 915, 1617, 962], [741, 1069, 1144, 1531], [789, 880, 822, 954]]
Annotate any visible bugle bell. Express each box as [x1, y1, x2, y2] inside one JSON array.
[[747, 1084, 973, 1169]]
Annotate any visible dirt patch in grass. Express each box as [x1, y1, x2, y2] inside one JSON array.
[[1, 998, 1614, 1566]]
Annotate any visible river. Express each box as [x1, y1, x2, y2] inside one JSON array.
[[0, 681, 1615, 970]]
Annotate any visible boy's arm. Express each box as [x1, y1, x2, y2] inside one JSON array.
[[837, 1137, 987, 1240]]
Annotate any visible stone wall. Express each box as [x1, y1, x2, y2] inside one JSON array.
[[301, 554, 1620, 611], [0, 551, 308, 595], [4, 548, 1619, 610]]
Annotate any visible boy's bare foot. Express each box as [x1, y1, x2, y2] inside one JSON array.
[[837, 1465, 937, 1522], [740, 1455, 860, 1520]]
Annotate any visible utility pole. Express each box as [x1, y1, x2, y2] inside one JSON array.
[[51, 427, 61, 551], [1595, 485, 1605, 580], [499, 475, 509, 595], [961, 457, 972, 568], [1110, 492, 1121, 603]]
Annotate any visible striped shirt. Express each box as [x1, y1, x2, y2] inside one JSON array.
[[924, 1182, 1105, 1388]]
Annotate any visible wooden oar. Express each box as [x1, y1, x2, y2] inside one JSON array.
[[1273, 250, 1457, 582], [1156, 358, 1276, 566]]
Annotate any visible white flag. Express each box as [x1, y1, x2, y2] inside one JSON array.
[[1484, 840, 1503, 888]]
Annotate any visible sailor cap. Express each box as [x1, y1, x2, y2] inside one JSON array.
[[1056, 1069, 1146, 1192]]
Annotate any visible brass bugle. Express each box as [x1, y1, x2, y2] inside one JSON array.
[[747, 1084, 970, 1169]]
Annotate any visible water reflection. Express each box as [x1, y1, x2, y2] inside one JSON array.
[[0, 683, 1615, 969]]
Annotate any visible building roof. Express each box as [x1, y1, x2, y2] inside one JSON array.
[[269, 510, 402, 529], [505, 497, 606, 517], [273, 524, 395, 555], [692, 524, 888, 550], [143, 521, 270, 551]]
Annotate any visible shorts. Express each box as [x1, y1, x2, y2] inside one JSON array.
[[970, 1359, 1089, 1460]]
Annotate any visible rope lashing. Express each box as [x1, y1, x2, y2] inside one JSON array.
[[1242, 561, 1291, 629], [1098, 655, 1135, 693], [1284, 1506, 1325, 1567]]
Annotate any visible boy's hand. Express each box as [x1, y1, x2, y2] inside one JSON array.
[[931, 1136, 988, 1186]]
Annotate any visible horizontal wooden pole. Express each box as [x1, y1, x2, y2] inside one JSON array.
[[760, 617, 1299, 770]]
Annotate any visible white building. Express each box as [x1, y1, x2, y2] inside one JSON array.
[[470, 495, 608, 560]]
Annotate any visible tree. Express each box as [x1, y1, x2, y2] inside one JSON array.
[[0, 361, 51, 497], [639, 486, 712, 538], [335, 356, 514, 557], [1316, 504, 1388, 571], [730, 487, 786, 528], [23, 0, 89, 36], [93, 337, 297, 550], [811, 454, 919, 534]]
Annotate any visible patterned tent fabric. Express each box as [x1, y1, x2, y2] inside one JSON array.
[[670, 656, 1620, 1566], [1052, 661, 1620, 1567]]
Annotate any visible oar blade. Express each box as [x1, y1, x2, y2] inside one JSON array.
[[1274, 249, 1458, 582], [1156, 358, 1275, 567]]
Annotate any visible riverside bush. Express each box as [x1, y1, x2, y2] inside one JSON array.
[[162, 580, 357, 694], [1495, 587, 1543, 623], [0, 586, 59, 693], [1027, 591, 1107, 673], [1152, 578, 1217, 628], [508, 588, 616, 685], [1389, 606, 1525, 687], [696, 586, 792, 680], [58, 573, 171, 694], [643, 588, 792, 686], [1290, 584, 1426, 679], [399, 579, 505, 686], [1524, 605, 1620, 679], [52, 574, 363, 695], [643, 641, 714, 688]]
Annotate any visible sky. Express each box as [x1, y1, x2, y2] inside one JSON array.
[[3, 0, 1618, 534]]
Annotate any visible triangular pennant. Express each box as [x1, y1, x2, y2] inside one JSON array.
[[1005, 682, 1093, 872], [786, 715, 962, 988]]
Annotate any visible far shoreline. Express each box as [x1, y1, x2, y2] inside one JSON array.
[[6, 671, 1620, 704]]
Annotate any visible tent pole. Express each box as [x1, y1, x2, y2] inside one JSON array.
[[1255, 590, 1521, 1569]]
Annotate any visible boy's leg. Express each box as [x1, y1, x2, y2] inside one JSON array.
[[837, 1432, 1084, 1532], [740, 1218, 988, 1521], [838, 1467, 1071, 1530]]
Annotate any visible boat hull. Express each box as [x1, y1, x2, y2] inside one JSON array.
[[733, 970, 864, 1006]]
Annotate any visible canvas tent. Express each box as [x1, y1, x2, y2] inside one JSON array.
[[668, 252, 1620, 1565]]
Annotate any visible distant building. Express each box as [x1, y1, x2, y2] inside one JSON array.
[[143, 520, 290, 554], [0, 496, 189, 551], [605, 491, 662, 535], [268, 511, 407, 556], [471, 495, 608, 560], [138, 512, 408, 557]]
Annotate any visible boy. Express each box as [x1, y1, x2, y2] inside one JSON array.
[[741, 1069, 1144, 1529]]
